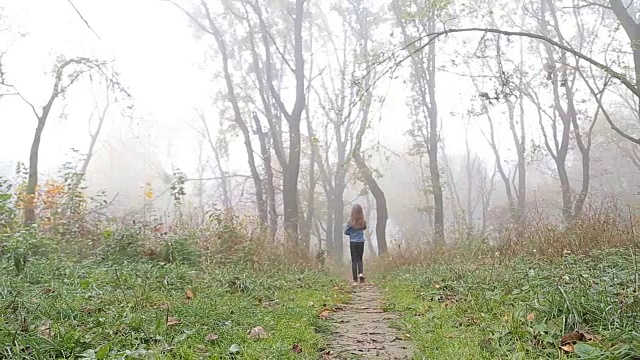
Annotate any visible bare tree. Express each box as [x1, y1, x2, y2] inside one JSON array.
[[393, 0, 445, 245], [252, 0, 307, 241], [351, 0, 388, 255], [169, 0, 268, 226], [2, 57, 114, 225]]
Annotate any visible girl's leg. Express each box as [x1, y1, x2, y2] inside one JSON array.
[[356, 242, 365, 281], [349, 242, 358, 281]]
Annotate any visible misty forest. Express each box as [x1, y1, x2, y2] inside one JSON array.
[[1, 0, 640, 358]]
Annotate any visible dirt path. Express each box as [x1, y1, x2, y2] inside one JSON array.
[[324, 283, 413, 359]]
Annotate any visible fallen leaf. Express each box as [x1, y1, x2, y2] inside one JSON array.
[[42, 287, 56, 294], [582, 332, 602, 342], [38, 320, 53, 339], [527, 313, 535, 322], [561, 331, 585, 344], [154, 303, 171, 310], [292, 343, 302, 353], [185, 289, 194, 300], [434, 283, 442, 289], [143, 250, 157, 257], [167, 317, 181, 326], [205, 333, 219, 342], [247, 326, 268, 339], [560, 343, 575, 353], [321, 350, 334, 359], [228, 344, 241, 354], [319, 309, 332, 320], [441, 300, 455, 308]]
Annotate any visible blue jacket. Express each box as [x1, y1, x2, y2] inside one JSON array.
[[345, 223, 366, 242]]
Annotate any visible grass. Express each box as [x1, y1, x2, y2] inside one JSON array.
[[0, 257, 350, 359], [378, 249, 640, 359]]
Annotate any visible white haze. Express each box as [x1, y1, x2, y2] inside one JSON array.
[[1, 0, 638, 252]]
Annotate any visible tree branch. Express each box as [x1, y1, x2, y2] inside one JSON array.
[[393, 27, 640, 99]]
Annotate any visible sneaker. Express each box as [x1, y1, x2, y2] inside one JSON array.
[[358, 274, 365, 283], [351, 281, 358, 286]]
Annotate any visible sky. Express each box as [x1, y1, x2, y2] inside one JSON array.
[[0, 0, 522, 193]]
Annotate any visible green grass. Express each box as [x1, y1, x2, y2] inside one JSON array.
[[0, 258, 350, 359], [378, 249, 640, 359]]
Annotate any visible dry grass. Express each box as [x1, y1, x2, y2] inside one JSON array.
[[371, 200, 640, 273]]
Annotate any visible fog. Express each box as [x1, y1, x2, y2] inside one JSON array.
[[1, 0, 639, 258]]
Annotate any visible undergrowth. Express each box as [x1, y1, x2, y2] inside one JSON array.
[[0, 257, 350, 359], [378, 248, 640, 359]]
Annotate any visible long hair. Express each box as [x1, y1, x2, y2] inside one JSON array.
[[349, 204, 366, 230]]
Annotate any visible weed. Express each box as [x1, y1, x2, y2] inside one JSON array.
[[378, 249, 640, 359], [0, 258, 350, 359]]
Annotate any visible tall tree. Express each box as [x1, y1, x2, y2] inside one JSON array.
[[2, 57, 114, 226], [393, 0, 445, 245], [351, 0, 388, 255]]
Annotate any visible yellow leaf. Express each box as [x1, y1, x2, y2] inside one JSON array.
[[38, 320, 53, 339], [185, 289, 194, 300], [527, 313, 535, 322], [247, 326, 268, 339], [167, 317, 181, 326], [144, 182, 154, 200], [560, 343, 575, 353]]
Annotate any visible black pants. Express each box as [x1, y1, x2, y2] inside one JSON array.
[[350, 242, 365, 281]]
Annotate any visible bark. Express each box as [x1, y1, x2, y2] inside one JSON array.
[[393, 1, 444, 245], [364, 194, 376, 256], [253, 113, 278, 240], [198, 111, 232, 209], [609, 0, 640, 95], [480, 165, 497, 236], [426, 30, 445, 245], [79, 98, 108, 178], [352, 2, 388, 255], [201, 2, 267, 223], [302, 82, 316, 250], [477, 96, 516, 215], [21, 58, 94, 226], [253, 0, 306, 241], [464, 128, 473, 226], [24, 118, 46, 226]]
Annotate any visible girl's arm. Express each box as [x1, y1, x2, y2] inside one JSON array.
[[344, 224, 351, 236]]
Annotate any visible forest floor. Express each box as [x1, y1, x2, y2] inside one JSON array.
[[377, 248, 640, 359], [2, 248, 640, 359], [323, 283, 412, 359], [0, 258, 350, 359]]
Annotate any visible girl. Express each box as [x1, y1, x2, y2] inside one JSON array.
[[345, 204, 366, 285]]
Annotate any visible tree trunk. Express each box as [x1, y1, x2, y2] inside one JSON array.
[[352, 1, 388, 255], [199, 112, 232, 209], [331, 193, 345, 259], [252, 0, 305, 241], [393, 2, 444, 245], [537, 0, 573, 224], [253, 113, 278, 240], [203, 5, 266, 223], [79, 102, 107, 178], [24, 118, 46, 226], [425, 17, 445, 246]]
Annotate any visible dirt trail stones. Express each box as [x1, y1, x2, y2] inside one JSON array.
[[325, 284, 413, 359]]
